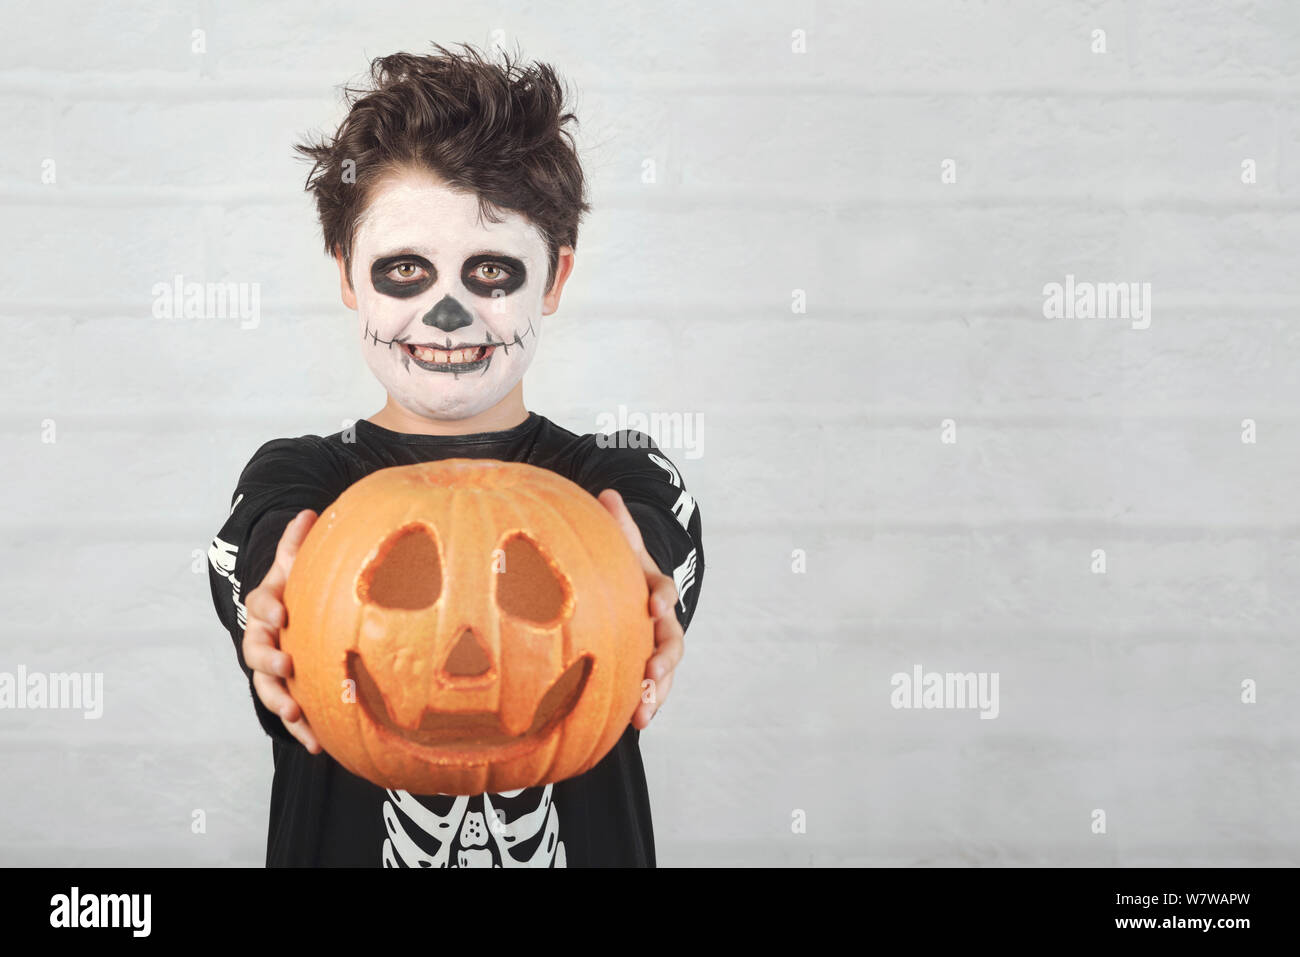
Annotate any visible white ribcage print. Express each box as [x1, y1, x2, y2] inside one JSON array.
[[381, 785, 566, 868]]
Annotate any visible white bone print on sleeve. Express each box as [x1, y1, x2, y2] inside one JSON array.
[[646, 451, 698, 611], [672, 547, 698, 614], [208, 493, 246, 628], [647, 451, 696, 532]]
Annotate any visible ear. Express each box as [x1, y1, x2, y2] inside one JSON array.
[[540, 247, 575, 317], [335, 249, 358, 310]]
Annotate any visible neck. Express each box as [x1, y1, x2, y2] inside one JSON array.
[[367, 386, 529, 436]]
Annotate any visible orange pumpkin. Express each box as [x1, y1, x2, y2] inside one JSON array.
[[279, 458, 654, 795]]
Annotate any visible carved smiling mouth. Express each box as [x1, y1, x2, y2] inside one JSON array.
[[348, 651, 593, 750]]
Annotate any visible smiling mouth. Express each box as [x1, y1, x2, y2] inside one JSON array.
[[348, 651, 593, 751], [364, 318, 538, 374], [401, 342, 497, 374]]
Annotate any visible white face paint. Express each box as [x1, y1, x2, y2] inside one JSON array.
[[349, 170, 550, 421]]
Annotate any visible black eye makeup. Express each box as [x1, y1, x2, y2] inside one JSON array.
[[368, 252, 527, 299], [371, 254, 435, 298], [462, 254, 526, 297]]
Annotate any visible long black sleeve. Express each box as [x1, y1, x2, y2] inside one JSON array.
[[573, 430, 705, 634], [207, 436, 349, 743]]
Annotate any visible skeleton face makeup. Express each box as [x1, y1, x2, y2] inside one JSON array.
[[348, 170, 550, 421]]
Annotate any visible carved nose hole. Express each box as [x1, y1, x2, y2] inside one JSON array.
[[443, 628, 491, 677]]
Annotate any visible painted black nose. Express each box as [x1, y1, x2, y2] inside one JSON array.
[[421, 294, 474, 332]]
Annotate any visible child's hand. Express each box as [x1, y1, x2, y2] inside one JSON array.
[[241, 509, 323, 754], [596, 490, 684, 730]]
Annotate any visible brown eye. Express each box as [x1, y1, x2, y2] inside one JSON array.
[[390, 262, 423, 282], [462, 256, 526, 296]]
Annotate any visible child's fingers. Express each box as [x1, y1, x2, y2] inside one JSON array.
[[284, 715, 322, 754], [597, 490, 650, 559], [633, 672, 674, 729], [242, 630, 292, 679], [647, 573, 678, 621], [260, 510, 318, 594], [253, 670, 297, 718], [244, 587, 285, 631], [647, 628, 684, 685], [253, 674, 321, 753]]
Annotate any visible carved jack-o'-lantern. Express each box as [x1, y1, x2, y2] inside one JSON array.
[[280, 458, 654, 795]]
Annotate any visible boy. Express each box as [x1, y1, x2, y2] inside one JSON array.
[[206, 43, 703, 867]]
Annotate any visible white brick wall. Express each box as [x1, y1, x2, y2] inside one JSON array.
[[2, 0, 1298, 866]]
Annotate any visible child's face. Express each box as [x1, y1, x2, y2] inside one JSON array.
[[343, 168, 552, 421]]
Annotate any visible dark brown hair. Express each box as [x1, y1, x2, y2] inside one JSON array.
[[294, 42, 590, 293]]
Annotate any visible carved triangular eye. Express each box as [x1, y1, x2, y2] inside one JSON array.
[[358, 524, 442, 609], [495, 533, 571, 624]]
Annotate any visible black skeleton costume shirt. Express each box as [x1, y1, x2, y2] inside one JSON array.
[[207, 413, 703, 867]]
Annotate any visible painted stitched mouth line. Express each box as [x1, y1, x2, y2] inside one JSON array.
[[361, 318, 537, 378], [363, 318, 537, 358]]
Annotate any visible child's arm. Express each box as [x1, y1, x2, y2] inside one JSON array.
[[238, 509, 324, 753], [207, 437, 345, 748], [577, 431, 705, 727]]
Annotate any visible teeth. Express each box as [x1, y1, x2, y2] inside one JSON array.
[[410, 344, 486, 364]]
